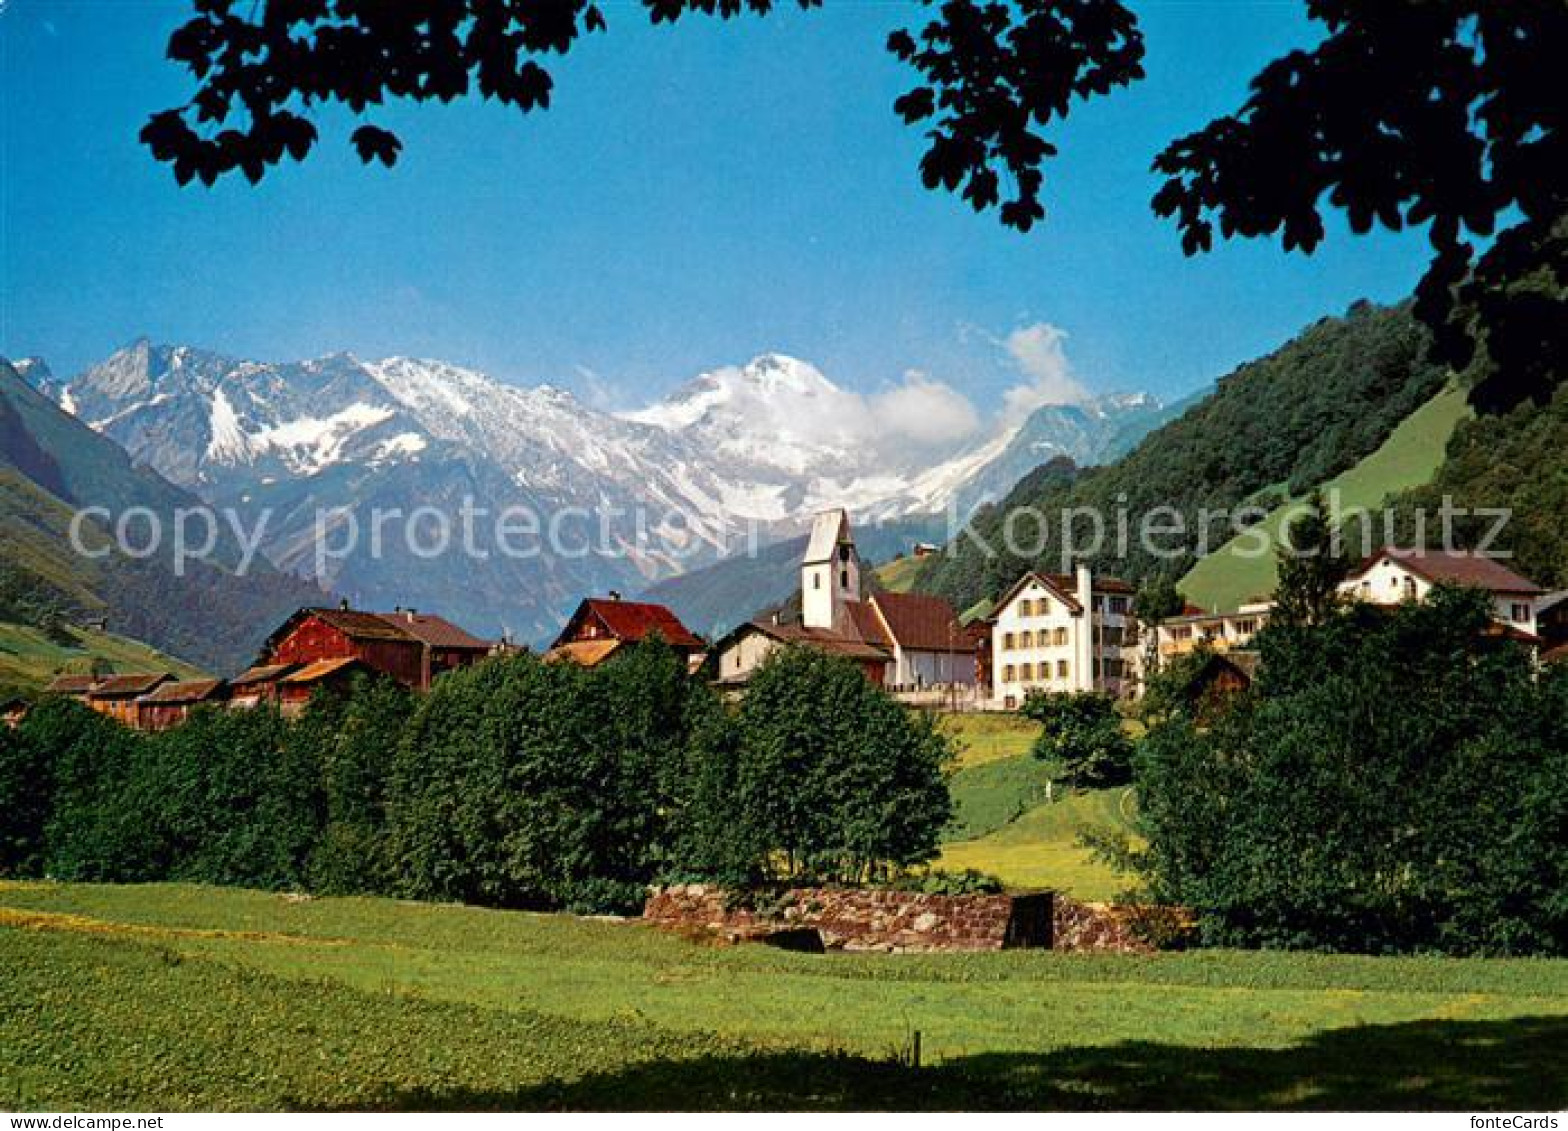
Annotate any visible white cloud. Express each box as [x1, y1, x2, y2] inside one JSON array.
[[1001, 322, 1090, 420], [870, 370, 981, 448]]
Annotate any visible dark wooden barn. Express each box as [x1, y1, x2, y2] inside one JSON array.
[[256, 605, 491, 691]]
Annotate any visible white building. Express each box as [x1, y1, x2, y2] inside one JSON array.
[[1338, 547, 1543, 637], [1152, 600, 1273, 663], [714, 508, 975, 693], [988, 567, 1134, 706]]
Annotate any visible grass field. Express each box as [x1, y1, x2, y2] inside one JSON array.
[[1180, 383, 1472, 613], [939, 786, 1135, 899], [937, 712, 1040, 768], [0, 621, 207, 693], [872, 554, 925, 594], [3, 882, 1566, 1111]]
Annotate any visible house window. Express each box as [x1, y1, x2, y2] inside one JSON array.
[[1235, 619, 1257, 636], [1003, 632, 1016, 649], [1057, 660, 1069, 679], [1018, 599, 1032, 617], [1018, 630, 1033, 648], [1054, 627, 1068, 647], [1003, 664, 1016, 682], [1403, 577, 1417, 600], [840, 569, 849, 589], [1019, 663, 1033, 681], [1109, 596, 1129, 615], [1512, 602, 1531, 623]]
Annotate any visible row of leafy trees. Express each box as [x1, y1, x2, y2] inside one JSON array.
[[1103, 587, 1568, 956], [0, 644, 952, 913]]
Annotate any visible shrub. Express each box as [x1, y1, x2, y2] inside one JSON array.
[[1022, 691, 1133, 788]]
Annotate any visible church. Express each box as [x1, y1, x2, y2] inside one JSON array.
[[712, 509, 977, 692]]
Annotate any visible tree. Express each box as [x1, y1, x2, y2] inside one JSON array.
[[700, 646, 953, 884], [1125, 587, 1568, 955], [145, 2, 1564, 408], [1020, 689, 1131, 788], [297, 675, 415, 895], [1272, 490, 1348, 628]]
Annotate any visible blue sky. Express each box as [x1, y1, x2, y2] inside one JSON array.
[[1, 1, 1435, 418]]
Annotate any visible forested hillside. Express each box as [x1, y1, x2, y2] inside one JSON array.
[[1386, 384, 1568, 591], [0, 361, 326, 676], [915, 301, 1450, 610]]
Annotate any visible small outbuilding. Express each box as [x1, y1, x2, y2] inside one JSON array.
[[135, 679, 228, 731]]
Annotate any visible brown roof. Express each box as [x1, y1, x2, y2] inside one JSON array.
[[748, 621, 891, 662], [45, 674, 99, 695], [230, 663, 297, 687], [1043, 572, 1136, 596], [283, 657, 368, 684], [870, 591, 964, 652], [374, 611, 491, 651], [1544, 643, 1568, 665], [137, 679, 227, 705], [1350, 548, 1544, 595], [843, 599, 893, 648], [88, 673, 173, 699], [566, 598, 704, 649], [544, 639, 623, 667], [306, 607, 418, 642]]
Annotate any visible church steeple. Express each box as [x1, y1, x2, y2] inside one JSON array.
[[801, 508, 859, 629]]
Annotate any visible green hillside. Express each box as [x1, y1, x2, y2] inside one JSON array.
[[0, 622, 205, 696], [916, 301, 1450, 610], [1180, 383, 1472, 612], [1386, 382, 1568, 591], [873, 553, 925, 593], [0, 361, 325, 673]]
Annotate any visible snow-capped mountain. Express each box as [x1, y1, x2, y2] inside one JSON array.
[[31, 341, 1170, 640]]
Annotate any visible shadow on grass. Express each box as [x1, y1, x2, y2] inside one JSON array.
[[326, 1014, 1568, 1112]]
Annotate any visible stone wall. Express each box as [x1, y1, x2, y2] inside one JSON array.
[[643, 884, 1177, 953]]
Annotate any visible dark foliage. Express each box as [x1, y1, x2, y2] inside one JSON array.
[[681, 646, 954, 885], [1021, 690, 1131, 788], [1272, 491, 1350, 628], [1154, 3, 1566, 411], [1125, 587, 1568, 955]]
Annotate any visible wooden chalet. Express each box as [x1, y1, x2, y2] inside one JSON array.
[[135, 679, 228, 731], [256, 604, 491, 691], [546, 597, 705, 669], [43, 673, 99, 702], [85, 673, 173, 725], [227, 664, 296, 708], [276, 657, 372, 717]]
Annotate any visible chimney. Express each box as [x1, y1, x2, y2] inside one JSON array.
[[608, 590, 622, 601], [404, 608, 418, 622], [339, 598, 351, 611], [1076, 564, 1092, 611]]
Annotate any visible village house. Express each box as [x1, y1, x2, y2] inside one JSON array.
[[42, 673, 99, 702], [226, 663, 297, 709], [84, 672, 173, 726], [713, 509, 974, 695], [987, 568, 1135, 707], [1534, 590, 1568, 652], [1152, 600, 1273, 663], [257, 604, 492, 691], [1337, 547, 1544, 637], [134, 678, 228, 731], [545, 595, 706, 669], [275, 658, 374, 717]]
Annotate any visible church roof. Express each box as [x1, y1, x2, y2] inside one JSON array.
[[803, 508, 852, 565]]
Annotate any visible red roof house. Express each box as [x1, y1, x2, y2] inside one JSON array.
[[257, 605, 492, 690], [546, 597, 705, 667]]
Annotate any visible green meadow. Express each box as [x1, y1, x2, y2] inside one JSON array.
[[3, 882, 1566, 1111]]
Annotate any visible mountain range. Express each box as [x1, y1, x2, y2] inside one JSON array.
[[20, 342, 1174, 642]]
